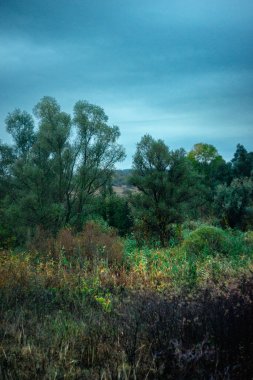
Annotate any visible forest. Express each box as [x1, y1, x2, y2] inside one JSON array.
[[1, 97, 253, 379]]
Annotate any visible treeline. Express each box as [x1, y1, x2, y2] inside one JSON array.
[[0, 97, 253, 248], [130, 136, 253, 246]]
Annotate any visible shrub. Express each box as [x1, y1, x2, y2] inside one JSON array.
[[55, 227, 76, 258], [183, 225, 231, 257], [214, 177, 253, 229], [244, 231, 253, 248], [76, 221, 124, 266], [27, 226, 54, 256], [27, 221, 124, 267]]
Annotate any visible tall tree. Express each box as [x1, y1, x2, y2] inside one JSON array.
[[188, 143, 232, 219], [130, 135, 198, 246], [214, 177, 253, 229], [0, 142, 16, 247], [72, 100, 126, 228], [34, 97, 72, 215], [5, 109, 35, 158], [231, 144, 253, 179], [188, 143, 232, 187], [1, 97, 125, 243], [0, 142, 15, 197]]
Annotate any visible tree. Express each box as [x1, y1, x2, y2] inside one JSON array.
[[33, 96, 73, 227], [188, 143, 220, 165], [130, 134, 198, 246], [72, 100, 126, 228], [0, 142, 16, 248], [0, 142, 15, 197], [188, 143, 232, 187], [214, 177, 253, 229], [1, 97, 125, 243], [231, 144, 253, 179], [188, 143, 232, 219], [102, 193, 133, 236], [5, 109, 35, 158]]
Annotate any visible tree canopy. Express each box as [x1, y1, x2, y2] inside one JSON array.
[[0, 98, 253, 248], [130, 135, 199, 246], [0, 97, 125, 244]]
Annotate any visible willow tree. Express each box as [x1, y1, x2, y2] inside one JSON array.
[[1, 97, 125, 243], [72, 100, 126, 228]]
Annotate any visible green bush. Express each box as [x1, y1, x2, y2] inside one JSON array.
[[244, 231, 253, 248], [183, 225, 231, 257]]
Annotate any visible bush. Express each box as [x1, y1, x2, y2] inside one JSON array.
[[56, 227, 76, 257], [28, 221, 124, 267], [214, 178, 253, 229], [27, 226, 54, 257], [76, 221, 124, 266], [183, 225, 231, 257], [244, 231, 253, 248]]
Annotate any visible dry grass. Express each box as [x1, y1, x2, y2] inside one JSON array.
[[1, 225, 253, 378]]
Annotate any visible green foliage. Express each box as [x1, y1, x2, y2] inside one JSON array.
[[3, 100, 253, 378], [188, 143, 232, 219], [0, 97, 125, 242], [101, 193, 133, 236], [130, 134, 199, 246], [112, 169, 132, 186], [188, 143, 220, 165], [0, 142, 15, 181], [1, 224, 253, 378], [183, 225, 231, 257], [231, 143, 253, 178], [214, 177, 253, 229], [123, 226, 253, 291], [5, 109, 35, 157], [1, 98, 253, 250], [188, 143, 231, 187]]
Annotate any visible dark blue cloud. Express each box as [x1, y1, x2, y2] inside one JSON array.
[[0, 0, 253, 167]]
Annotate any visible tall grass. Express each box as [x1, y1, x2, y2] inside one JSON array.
[[1, 223, 253, 378]]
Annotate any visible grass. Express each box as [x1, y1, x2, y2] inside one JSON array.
[[1, 224, 253, 378]]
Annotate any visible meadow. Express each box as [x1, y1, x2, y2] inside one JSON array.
[[1, 222, 253, 379]]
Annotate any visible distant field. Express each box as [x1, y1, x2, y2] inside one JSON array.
[[112, 185, 138, 196]]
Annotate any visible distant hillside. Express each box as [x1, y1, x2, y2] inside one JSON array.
[[112, 169, 139, 196], [112, 169, 132, 187]]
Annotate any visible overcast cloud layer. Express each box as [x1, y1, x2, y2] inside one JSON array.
[[0, 0, 253, 167]]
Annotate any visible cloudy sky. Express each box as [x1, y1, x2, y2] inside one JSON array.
[[0, 0, 253, 167]]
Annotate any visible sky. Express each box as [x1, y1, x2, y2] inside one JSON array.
[[0, 0, 253, 168]]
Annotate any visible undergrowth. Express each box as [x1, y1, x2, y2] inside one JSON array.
[[1, 223, 253, 379]]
